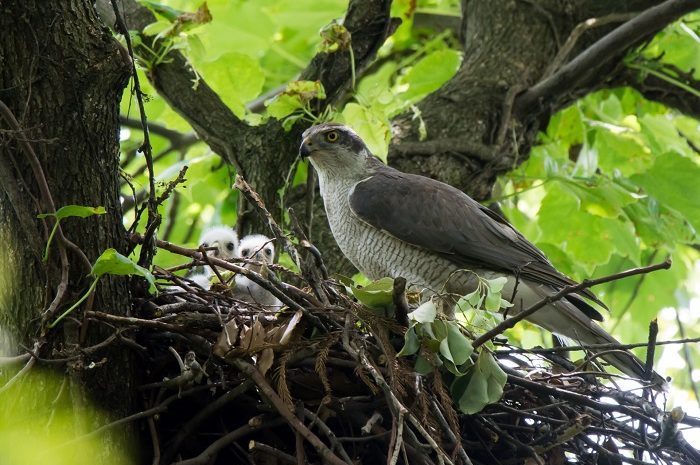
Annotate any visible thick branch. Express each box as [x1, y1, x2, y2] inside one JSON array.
[[514, 0, 700, 115]]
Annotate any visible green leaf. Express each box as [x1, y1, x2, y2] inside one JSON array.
[[631, 153, 700, 233], [340, 103, 391, 161], [398, 326, 420, 356], [140, 1, 184, 22], [38, 205, 106, 220], [486, 277, 507, 294], [350, 277, 394, 308], [484, 291, 502, 312], [538, 182, 640, 272], [198, 52, 265, 118], [399, 49, 461, 103], [414, 354, 434, 375], [92, 248, 157, 293], [445, 323, 473, 365], [38, 205, 106, 262], [452, 351, 507, 414], [265, 80, 326, 119], [547, 104, 584, 145], [408, 300, 437, 323]]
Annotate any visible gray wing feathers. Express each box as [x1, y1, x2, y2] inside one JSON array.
[[348, 168, 606, 313]]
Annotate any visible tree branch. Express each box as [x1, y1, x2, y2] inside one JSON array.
[[514, 0, 699, 116]]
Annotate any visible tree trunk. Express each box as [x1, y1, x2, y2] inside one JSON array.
[[0, 1, 136, 460]]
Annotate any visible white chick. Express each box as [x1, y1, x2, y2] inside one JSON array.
[[235, 234, 282, 309], [199, 226, 239, 261], [189, 226, 239, 290]]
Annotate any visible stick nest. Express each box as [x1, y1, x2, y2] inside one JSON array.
[[108, 222, 700, 465]]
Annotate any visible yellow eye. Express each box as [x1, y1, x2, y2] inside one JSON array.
[[325, 131, 339, 142]]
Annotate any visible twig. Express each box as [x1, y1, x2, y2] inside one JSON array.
[[132, 232, 333, 330], [0, 347, 37, 395], [505, 373, 659, 427], [234, 175, 302, 268], [497, 335, 700, 355], [355, 349, 454, 465], [674, 309, 700, 409], [388, 409, 405, 465], [643, 319, 659, 390], [250, 441, 297, 465], [0, 352, 31, 366], [392, 277, 410, 328], [59, 385, 212, 446], [146, 414, 161, 465], [229, 359, 351, 465], [110, 0, 160, 269], [161, 380, 255, 464], [472, 259, 671, 349], [287, 208, 330, 305], [303, 408, 354, 464], [542, 12, 639, 77], [173, 418, 287, 465]]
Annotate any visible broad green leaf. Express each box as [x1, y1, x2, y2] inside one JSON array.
[[597, 93, 623, 121], [350, 277, 394, 308], [639, 114, 690, 156], [38, 205, 106, 220], [414, 354, 433, 375], [398, 326, 420, 356], [484, 291, 502, 312], [445, 323, 473, 365], [538, 182, 640, 272], [399, 49, 461, 103], [408, 300, 437, 323], [593, 128, 652, 176], [431, 319, 449, 340], [198, 52, 265, 118], [486, 277, 507, 293], [631, 153, 700, 233], [340, 103, 391, 161], [92, 248, 157, 293], [559, 177, 637, 219], [547, 104, 584, 145], [452, 350, 507, 414], [38, 205, 106, 261]]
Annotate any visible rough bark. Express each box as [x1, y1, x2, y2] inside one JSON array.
[[0, 1, 135, 460]]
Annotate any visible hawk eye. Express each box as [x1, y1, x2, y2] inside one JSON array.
[[241, 249, 250, 257], [265, 248, 272, 256], [325, 131, 339, 143], [226, 242, 235, 251]]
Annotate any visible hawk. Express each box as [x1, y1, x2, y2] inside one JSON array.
[[300, 123, 665, 388]]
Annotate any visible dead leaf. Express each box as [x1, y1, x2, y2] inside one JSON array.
[[257, 348, 275, 376]]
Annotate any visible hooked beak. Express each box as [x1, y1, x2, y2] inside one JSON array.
[[299, 137, 313, 158]]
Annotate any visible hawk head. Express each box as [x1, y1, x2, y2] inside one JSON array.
[[299, 123, 374, 176], [238, 234, 275, 264], [199, 226, 238, 260]]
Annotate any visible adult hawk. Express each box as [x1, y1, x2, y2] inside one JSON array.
[[300, 123, 665, 388]]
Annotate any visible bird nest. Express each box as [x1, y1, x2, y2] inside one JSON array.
[[107, 181, 700, 465]]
